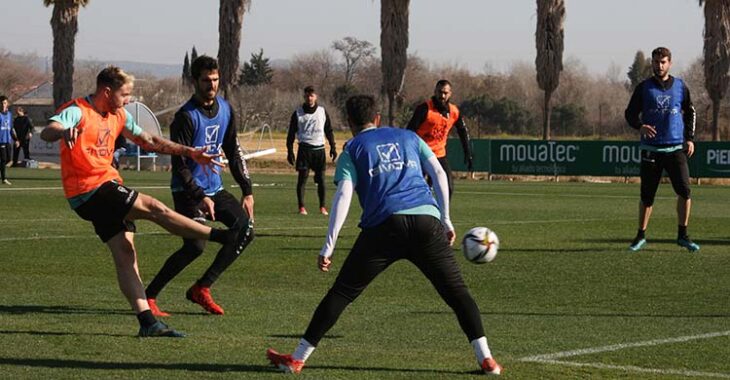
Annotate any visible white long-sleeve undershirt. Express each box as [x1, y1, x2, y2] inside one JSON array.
[[319, 179, 353, 258]]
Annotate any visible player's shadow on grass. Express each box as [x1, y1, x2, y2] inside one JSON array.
[[582, 238, 730, 246], [0, 304, 129, 316], [0, 330, 129, 338], [255, 232, 324, 239], [500, 248, 597, 253], [414, 310, 730, 319], [0, 357, 477, 375], [268, 334, 343, 339]]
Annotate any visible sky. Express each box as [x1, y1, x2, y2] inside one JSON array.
[[1, 0, 705, 76]]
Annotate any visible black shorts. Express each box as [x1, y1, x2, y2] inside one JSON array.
[[0, 143, 11, 163], [331, 214, 466, 302], [296, 146, 326, 173], [640, 149, 691, 205], [172, 189, 247, 229], [74, 181, 139, 243]]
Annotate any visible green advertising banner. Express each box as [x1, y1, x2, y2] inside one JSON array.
[[446, 139, 730, 178]]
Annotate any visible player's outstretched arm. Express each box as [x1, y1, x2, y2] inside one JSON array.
[[319, 180, 353, 271], [125, 129, 224, 171]]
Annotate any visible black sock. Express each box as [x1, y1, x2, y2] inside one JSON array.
[[137, 309, 157, 328], [636, 229, 645, 240], [678, 225, 688, 239], [209, 228, 232, 244]]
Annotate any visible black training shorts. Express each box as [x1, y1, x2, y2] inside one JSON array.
[[296, 145, 326, 173], [640, 149, 691, 206], [74, 181, 139, 243], [172, 189, 247, 229]]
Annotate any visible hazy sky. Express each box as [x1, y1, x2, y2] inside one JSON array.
[[1, 0, 704, 75]]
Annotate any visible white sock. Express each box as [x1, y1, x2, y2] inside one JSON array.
[[292, 338, 316, 362], [471, 336, 492, 365]]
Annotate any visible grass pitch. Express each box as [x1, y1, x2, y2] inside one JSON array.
[[0, 167, 728, 379]]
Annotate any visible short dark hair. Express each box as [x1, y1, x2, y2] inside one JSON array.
[[346, 95, 378, 126], [0, 95, 7, 103], [435, 79, 452, 88], [304, 85, 316, 94], [652, 47, 672, 61], [191, 55, 219, 80]]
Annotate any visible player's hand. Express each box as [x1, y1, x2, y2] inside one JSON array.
[[330, 147, 338, 162], [640, 124, 656, 139], [14, 141, 19, 148], [190, 148, 224, 174], [465, 155, 474, 171], [287, 150, 295, 166], [318, 255, 332, 272], [200, 197, 215, 221], [685, 141, 695, 157], [445, 229, 456, 246], [241, 195, 255, 222], [63, 127, 81, 149]]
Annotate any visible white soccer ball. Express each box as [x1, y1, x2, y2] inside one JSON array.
[[462, 227, 499, 264]]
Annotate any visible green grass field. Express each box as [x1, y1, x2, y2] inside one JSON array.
[[1, 167, 729, 379]]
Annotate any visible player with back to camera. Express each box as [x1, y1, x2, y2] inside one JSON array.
[[624, 46, 699, 253], [41, 66, 251, 337], [266, 94, 502, 376], [145, 55, 255, 316]]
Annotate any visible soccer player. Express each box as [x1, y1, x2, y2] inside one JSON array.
[[145, 56, 255, 316], [0, 96, 13, 185], [624, 47, 699, 253], [286, 86, 337, 215], [406, 79, 474, 198], [266, 95, 502, 376], [41, 66, 250, 337]]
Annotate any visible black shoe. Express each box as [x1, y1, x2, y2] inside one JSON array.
[[138, 321, 185, 338]]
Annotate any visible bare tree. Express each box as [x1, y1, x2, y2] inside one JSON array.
[[43, 0, 89, 110], [535, 0, 565, 140], [332, 36, 376, 84], [380, 0, 409, 126], [699, 0, 730, 141], [218, 0, 251, 99]]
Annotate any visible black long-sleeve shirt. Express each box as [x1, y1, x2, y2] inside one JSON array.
[[624, 75, 696, 142], [406, 97, 473, 159], [170, 96, 252, 202], [12, 115, 33, 141], [286, 103, 336, 152]]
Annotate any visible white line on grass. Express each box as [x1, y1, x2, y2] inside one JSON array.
[[520, 330, 730, 361], [521, 330, 730, 378], [531, 359, 730, 379], [459, 190, 675, 200]]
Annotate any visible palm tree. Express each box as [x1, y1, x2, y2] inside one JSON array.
[[43, 0, 89, 110], [218, 0, 251, 99], [380, 0, 410, 126], [535, 0, 565, 140], [699, 0, 730, 141]]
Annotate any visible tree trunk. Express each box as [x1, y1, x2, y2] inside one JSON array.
[[712, 97, 721, 141], [218, 0, 247, 99], [542, 90, 552, 140], [381, 0, 409, 126], [50, 1, 80, 110]]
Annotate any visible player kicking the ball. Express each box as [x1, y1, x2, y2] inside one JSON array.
[[266, 95, 502, 375], [41, 66, 250, 337]]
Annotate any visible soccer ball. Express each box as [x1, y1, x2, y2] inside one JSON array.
[[461, 227, 499, 264]]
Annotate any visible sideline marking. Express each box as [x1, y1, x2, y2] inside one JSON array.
[[520, 330, 730, 378]]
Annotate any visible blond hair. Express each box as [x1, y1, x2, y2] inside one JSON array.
[[96, 66, 135, 90]]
